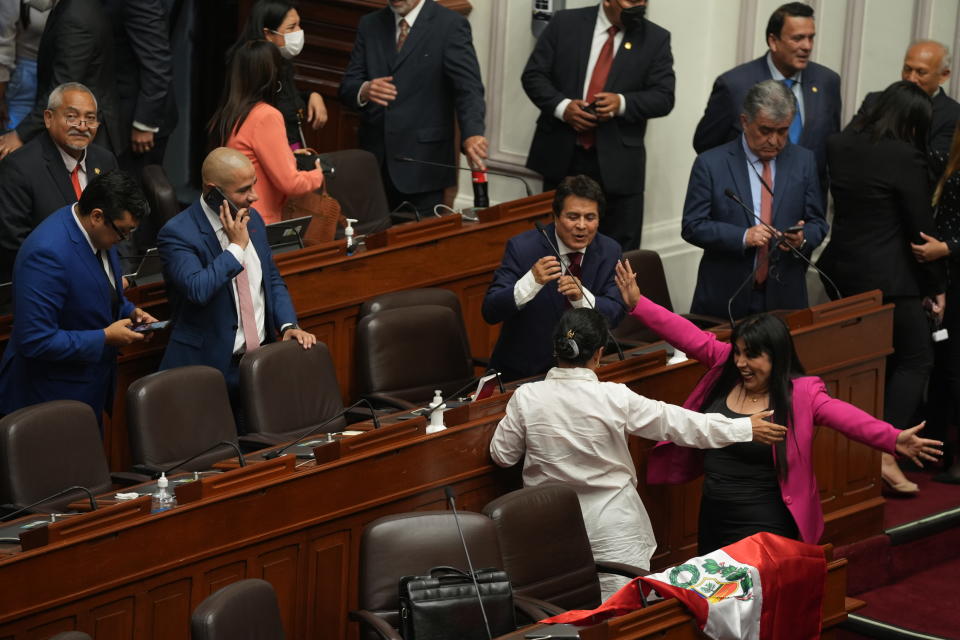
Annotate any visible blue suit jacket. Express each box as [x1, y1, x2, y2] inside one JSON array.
[[482, 223, 624, 380], [0, 205, 134, 418], [681, 138, 828, 319], [692, 56, 841, 191], [157, 201, 297, 379]]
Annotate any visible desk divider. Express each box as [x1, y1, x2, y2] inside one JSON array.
[[175, 455, 295, 504], [19, 495, 153, 551], [365, 215, 462, 250]]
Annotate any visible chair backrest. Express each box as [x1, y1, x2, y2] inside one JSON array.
[[482, 484, 602, 611], [240, 341, 346, 439], [359, 287, 472, 359], [0, 400, 112, 513], [126, 366, 239, 472], [46, 632, 93, 640], [191, 578, 285, 640], [612, 249, 673, 343], [141, 164, 180, 226], [319, 149, 392, 235], [355, 305, 474, 405], [357, 511, 503, 640]]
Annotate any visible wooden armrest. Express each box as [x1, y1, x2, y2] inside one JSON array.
[[348, 610, 402, 640], [363, 393, 418, 411], [110, 471, 151, 486]]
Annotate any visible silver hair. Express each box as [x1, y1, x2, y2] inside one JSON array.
[[908, 39, 951, 73], [742, 79, 797, 123], [46, 82, 98, 110]]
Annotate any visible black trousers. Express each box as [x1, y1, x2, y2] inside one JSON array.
[[883, 295, 935, 430], [925, 276, 960, 464], [697, 493, 799, 555]]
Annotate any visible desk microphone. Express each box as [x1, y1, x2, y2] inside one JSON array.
[[444, 486, 494, 640], [1, 485, 97, 521], [533, 221, 625, 361], [262, 399, 377, 460], [394, 156, 533, 198], [158, 440, 245, 478]]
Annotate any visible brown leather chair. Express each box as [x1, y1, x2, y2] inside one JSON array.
[[0, 401, 145, 515], [613, 249, 725, 346], [355, 305, 476, 409], [47, 632, 93, 640], [239, 341, 351, 447], [126, 366, 240, 476], [319, 149, 394, 235], [482, 484, 647, 614], [191, 578, 285, 640], [141, 164, 180, 226]]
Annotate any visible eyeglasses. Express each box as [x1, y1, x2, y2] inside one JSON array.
[[105, 216, 130, 242], [62, 113, 99, 127]]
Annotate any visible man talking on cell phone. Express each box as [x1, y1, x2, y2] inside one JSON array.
[[157, 147, 316, 429]]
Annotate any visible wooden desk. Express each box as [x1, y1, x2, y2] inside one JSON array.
[[0, 294, 891, 639]]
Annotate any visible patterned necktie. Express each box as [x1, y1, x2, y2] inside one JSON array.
[[234, 260, 260, 353], [755, 160, 774, 285], [566, 252, 583, 279], [396, 18, 410, 51], [578, 26, 618, 150], [70, 164, 82, 200], [781, 78, 803, 144]]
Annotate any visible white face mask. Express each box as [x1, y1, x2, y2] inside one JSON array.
[[25, 0, 56, 11], [274, 29, 305, 59]]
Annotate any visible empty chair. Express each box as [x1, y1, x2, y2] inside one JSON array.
[[191, 578, 285, 640], [240, 341, 353, 446], [319, 149, 394, 234], [126, 366, 240, 476], [0, 401, 144, 514], [355, 305, 475, 409], [482, 484, 646, 613]]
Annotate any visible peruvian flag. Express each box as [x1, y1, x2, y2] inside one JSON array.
[[542, 532, 827, 640]]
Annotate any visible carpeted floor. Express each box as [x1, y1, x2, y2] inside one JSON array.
[[883, 470, 960, 529]]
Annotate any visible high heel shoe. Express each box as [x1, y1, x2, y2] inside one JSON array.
[[881, 473, 919, 495]]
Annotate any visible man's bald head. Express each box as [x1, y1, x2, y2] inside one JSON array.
[[902, 40, 951, 97], [202, 147, 258, 210]]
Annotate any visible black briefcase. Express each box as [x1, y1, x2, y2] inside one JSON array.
[[399, 566, 515, 640]]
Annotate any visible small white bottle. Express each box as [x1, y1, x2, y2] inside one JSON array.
[[426, 389, 446, 434], [344, 218, 359, 255], [151, 473, 177, 513]]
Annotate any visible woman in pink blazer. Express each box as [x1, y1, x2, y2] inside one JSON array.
[[614, 260, 942, 553], [209, 40, 323, 224]]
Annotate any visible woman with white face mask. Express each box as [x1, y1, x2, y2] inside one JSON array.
[[226, 1, 327, 149]]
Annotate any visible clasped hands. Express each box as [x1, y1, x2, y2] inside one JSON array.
[[531, 256, 583, 302], [562, 93, 621, 133]]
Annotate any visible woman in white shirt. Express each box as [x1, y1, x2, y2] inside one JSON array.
[[489, 308, 785, 599]]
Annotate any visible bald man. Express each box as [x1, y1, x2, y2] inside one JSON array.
[[855, 40, 960, 155], [157, 148, 315, 426]]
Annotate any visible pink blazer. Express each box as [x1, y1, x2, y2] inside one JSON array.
[[227, 102, 324, 224], [636, 296, 899, 544]]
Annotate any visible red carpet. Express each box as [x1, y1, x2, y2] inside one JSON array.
[[883, 469, 960, 528]]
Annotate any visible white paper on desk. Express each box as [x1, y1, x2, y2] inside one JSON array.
[[667, 350, 688, 365]]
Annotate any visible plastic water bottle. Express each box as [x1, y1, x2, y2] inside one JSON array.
[[151, 472, 177, 513]]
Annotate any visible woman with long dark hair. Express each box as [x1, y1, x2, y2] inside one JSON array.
[[490, 308, 787, 598], [817, 80, 946, 494], [208, 40, 323, 224], [227, 0, 326, 148], [615, 259, 942, 554]]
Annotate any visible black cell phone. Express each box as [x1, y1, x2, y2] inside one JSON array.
[[132, 320, 171, 333], [583, 100, 599, 115], [784, 224, 804, 234], [203, 187, 239, 218]]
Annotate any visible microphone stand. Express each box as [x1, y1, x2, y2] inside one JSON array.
[[157, 440, 245, 479], [1, 485, 97, 521], [395, 156, 533, 198], [444, 486, 494, 640]]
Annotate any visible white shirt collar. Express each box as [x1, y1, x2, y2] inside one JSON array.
[[70, 203, 97, 254], [545, 366, 598, 382], [57, 144, 87, 177], [393, 0, 425, 29], [765, 51, 802, 84]]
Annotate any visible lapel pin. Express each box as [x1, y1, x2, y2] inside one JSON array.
[[812, 86, 818, 93], [624, 41, 632, 50], [94, 167, 101, 174]]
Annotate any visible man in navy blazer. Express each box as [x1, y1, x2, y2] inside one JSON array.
[[0, 171, 154, 422], [683, 80, 828, 320], [693, 3, 840, 193], [158, 149, 315, 412], [339, 0, 487, 217], [483, 175, 624, 381]]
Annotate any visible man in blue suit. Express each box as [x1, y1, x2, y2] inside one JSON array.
[[0, 170, 155, 422], [683, 80, 828, 320], [157, 149, 315, 417], [483, 175, 624, 381], [692, 2, 840, 194]]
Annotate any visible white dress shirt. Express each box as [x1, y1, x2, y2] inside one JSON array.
[[58, 146, 89, 195], [490, 367, 752, 598], [199, 198, 266, 354], [513, 231, 596, 309]]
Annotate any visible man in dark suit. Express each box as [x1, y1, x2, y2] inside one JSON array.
[[339, 0, 487, 218], [0, 0, 120, 160], [0, 171, 154, 422], [483, 175, 624, 381], [157, 148, 316, 419], [683, 80, 828, 320], [522, 0, 674, 251], [853, 40, 959, 156], [693, 2, 840, 193], [0, 82, 117, 282]]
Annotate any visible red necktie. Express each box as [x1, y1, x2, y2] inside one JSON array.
[[756, 160, 773, 285], [578, 26, 618, 150], [564, 252, 583, 308], [70, 164, 82, 200], [235, 263, 260, 353], [397, 18, 409, 51]]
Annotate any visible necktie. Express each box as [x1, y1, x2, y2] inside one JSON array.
[[755, 160, 773, 285], [564, 252, 583, 308], [96, 250, 119, 317], [578, 26, 618, 150], [234, 261, 261, 353], [396, 18, 409, 51], [781, 78, 803, 144], [70, 164, 82, 200]]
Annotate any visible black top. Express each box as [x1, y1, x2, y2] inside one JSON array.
[[277, 59, 307, 146], [702, 395, 779, 502]]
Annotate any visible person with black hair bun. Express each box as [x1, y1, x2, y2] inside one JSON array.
[[614, 259, 943, 556], [490, 307, 786, 598]]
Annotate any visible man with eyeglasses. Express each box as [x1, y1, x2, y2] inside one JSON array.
[[0, 82, 117, 282], [0, 170, 156, 426]]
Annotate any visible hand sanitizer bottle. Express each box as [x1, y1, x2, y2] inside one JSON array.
[[151, 472, 177, 513], [426, 389, 446, 434]]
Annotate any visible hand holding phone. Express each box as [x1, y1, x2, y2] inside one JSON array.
[[132, 320, 171, 333], [784, 224, 804, 234]]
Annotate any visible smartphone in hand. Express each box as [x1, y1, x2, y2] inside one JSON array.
[[132, 320, 171, 333], [203, 187, 239, 219]]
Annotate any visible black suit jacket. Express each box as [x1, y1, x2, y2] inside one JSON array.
[[855, 89, 960, 157], [693, 55, 841, 190], [15, 0, 122, 155], [818, 129, 946, 299], [521, 6, 675, 195], [0, 133, 118, 281], [339, 0, 485, 194]]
